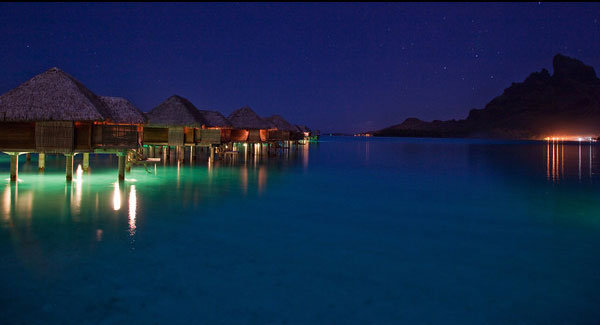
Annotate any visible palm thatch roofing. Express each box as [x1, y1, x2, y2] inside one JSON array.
[[0, 67, 106, 122], [228, 106, 272, 130], [98, 96, 147, 124], [146, 95, 206, 127], [197, 110, 232, 128], [265, 115, 297, 132], [295, 125, 310, 133]]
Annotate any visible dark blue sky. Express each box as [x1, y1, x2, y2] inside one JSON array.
[[1, 3, 599, 133]]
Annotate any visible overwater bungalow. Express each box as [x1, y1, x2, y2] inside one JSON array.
[[227, 106, 272, 143], [144, 95, 207, 161], [265, 115, 296, 141], [295, 124, 319, 142], [97, 96, 147, 147], [196, 109, 233, 146], [0, 67, 145, 181]]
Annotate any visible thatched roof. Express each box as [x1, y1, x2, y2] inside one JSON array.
[[228, 106, 272, 129], [146, 95, 206, 127], [295, 125, 310, 132], [265, 115, 297, 131], [0, 67, 106, 122], [197, 110, 232, 128], [98, 96, 147, 124]]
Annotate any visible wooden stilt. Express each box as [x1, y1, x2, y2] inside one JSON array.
[[125, 151, 131, 173], [117, 152, 125, 181], [26, 153, 31, 162], [83, 153, 90, 172], [65, 154, 73, 181], [149, 145, 155, 158], [189, 146, 194, 162], [9, 153, 18, 182], [38, 153, 45, 171]]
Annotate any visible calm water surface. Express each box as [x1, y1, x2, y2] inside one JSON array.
[[1, 136, 600, 324]]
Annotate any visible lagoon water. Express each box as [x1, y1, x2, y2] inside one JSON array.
[[1, 136, 600, 324]]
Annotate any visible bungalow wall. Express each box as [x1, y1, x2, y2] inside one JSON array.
[[197, 129, 221, 145], [260, 129, 268, 142], [92, 124, 139, 148], [290, 132, 304, 141], [0, 121, 140, 153], [267, 130, 290, 141], [220, 129, 231, 143], [36, 121, 74, 153], [0, 122, 35, 151], [248, 129, 263, 143], [74, 122, 92, 151], [230, 129, 249, 142], [143, 127, 169, 144], [184, 127, 196, 145], [168, 127, 185, 146]]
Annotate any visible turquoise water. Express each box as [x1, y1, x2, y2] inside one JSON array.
[[1, 136, 600, 324]]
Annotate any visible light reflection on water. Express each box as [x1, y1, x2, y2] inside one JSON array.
[[2, 139, 600, 323], [113, 182, 121, 211], [128, 185, 136, 237], [0, 146, 308, 227], [4, 139, 600, 232], [3, 184, 10, 221], [545, 139, 595, 183]]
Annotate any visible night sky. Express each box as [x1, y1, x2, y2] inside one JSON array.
[[1, 3, 599, 133]]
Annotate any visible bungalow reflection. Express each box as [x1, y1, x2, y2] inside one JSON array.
[[238, 164, 270, 196], [303, 141, 309, 169], [0, 145, 310, 230], [1, 174, 139, 233], [2, 183, 33, 224]]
